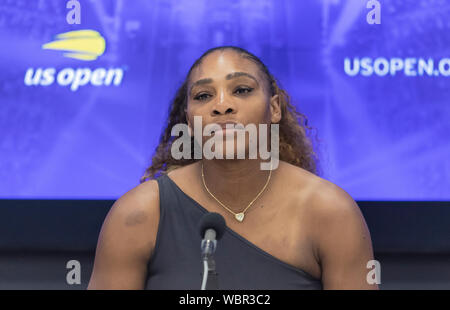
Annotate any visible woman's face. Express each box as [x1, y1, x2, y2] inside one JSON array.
[[185, 50, 281, 159]]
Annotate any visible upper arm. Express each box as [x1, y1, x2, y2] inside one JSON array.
[[311, 184, 378, 290], [87, 180, 160, 290]]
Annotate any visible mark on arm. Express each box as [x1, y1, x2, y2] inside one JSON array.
[[124, 209, 149, 226]]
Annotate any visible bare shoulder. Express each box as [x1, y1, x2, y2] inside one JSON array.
[[306, 173, 365, 229], [279, 162, 375, 288], [87, 179, 161, 289], [110, 179, 160, 228], [278, 161, 370, 250], [98, 179, 161, 262], [278, 161, 362, 220]]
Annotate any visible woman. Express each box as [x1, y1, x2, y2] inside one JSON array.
[[88, 46, 378, 290]]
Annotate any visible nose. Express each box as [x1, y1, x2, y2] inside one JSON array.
[[212, 106, 234, 115], [211, 90, 236, 116]]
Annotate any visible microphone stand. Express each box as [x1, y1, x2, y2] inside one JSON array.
[[205, 255, 218, 290], [201, 238, 219, 290]]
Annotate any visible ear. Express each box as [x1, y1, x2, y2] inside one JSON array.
[[269, 94, 281, 123]]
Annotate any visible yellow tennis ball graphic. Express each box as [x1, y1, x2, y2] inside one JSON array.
[[42, 30, 106, 61]]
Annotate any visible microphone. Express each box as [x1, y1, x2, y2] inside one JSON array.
[[198, 212, 226, 290], [199, 212, 226, 258]]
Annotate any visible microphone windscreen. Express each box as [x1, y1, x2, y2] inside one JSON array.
[[199, 212, 226, 240]]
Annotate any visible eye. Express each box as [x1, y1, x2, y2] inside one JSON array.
[[235, 87, 253, 95], [194, 93, 211, 101]]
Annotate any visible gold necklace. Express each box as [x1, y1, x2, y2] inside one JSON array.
[[201, 161, 272, 222]]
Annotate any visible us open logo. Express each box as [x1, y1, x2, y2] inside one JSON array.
[[42, 29, 105, 61], [24, 30, 125, 91]]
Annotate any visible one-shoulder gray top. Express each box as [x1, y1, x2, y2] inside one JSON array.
[[144, 173, 322, 290]]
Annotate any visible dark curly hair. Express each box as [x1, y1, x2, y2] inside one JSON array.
[[140, 46, 320, 182]]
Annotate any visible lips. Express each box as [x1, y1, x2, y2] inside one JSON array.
[[212, 121, 242, 132], [217, 122, 238, 130]]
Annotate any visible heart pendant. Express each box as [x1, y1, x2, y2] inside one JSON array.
[[235, 212, 245, 222]]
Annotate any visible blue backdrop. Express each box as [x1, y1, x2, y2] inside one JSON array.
[[0, 0, 449, 200]]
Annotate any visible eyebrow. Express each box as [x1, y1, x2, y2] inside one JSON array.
[[189, 71, 259, 94]]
